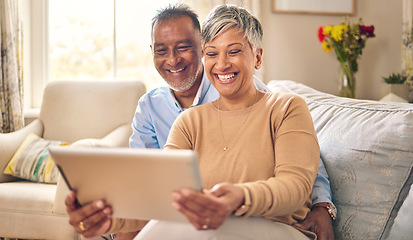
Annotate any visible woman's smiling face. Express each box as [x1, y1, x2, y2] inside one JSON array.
[[203, 27, 262, 100]]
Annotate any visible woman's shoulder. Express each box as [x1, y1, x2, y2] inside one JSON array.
[[187, 101, 215, 114], [176, 102, 216, 122]]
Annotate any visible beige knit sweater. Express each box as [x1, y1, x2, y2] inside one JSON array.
[[107, 92, 319, 233]]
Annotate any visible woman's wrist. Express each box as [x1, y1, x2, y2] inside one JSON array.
[[233, 185, 251, 217]]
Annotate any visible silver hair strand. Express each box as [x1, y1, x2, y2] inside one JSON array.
[[201, 4, 263, 52]]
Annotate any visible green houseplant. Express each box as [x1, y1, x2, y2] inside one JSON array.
[[381, 72, 409, 102], [382, 72, 407, 84]]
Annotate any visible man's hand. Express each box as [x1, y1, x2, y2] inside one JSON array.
[[65, 191, 113, 238], [293, 207, 335, 240]]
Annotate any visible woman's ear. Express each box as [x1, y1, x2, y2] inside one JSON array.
[[255, 48, 263, 70]]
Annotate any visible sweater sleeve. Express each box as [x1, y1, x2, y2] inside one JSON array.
[[244, 95, 320, 218], [105, 218, 149, 235]]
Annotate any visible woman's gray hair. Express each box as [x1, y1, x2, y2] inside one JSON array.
[[201, 4, 263, 52]]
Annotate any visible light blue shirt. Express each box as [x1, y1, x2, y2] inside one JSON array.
[[313, 158, 334, 206], [129, 70, 334, 208]]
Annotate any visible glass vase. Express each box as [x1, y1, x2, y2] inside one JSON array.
[[338, 61, 356, 98]]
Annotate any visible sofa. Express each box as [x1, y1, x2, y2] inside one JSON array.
[[268, 80, 413, 240], [0, 80, 146, 240], [1, 79, 412, 240]]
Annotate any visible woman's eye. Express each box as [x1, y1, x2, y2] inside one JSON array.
[[205, 52, 217, 57], [229, 49, 241, 55]]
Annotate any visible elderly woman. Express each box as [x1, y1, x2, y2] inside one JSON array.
[[134, 4, 319, 240]]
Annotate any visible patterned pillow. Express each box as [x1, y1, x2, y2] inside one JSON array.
[[3, 133, 69, 183]]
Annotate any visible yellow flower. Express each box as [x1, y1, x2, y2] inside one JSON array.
[[317, 18, 375, 79], [323, 26, 333, 36], [330, 24, 348, 42], [321, 41, 332, 52]]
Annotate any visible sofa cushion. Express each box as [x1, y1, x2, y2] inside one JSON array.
[[0, 182, 77, 240], [386, 184, 413, 240], [0, 181, 56, 213], [3, 133, 68, 183], [268, 80, 413, 240]]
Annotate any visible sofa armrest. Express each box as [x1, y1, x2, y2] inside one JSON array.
[[0, 120, 44, 183], [52, 174, 71, 215], [53, 123, 132, 214], [70, 123, 132, 148]]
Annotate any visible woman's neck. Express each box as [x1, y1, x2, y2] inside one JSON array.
[[218, 89, 261, 111]]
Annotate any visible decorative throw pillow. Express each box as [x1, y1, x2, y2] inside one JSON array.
[[3, 133, 69, 183]]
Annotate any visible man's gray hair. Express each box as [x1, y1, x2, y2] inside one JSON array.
[[151, 4, 200, 35], [201, 4, 263, 52]]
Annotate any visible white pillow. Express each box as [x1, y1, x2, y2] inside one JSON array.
[[386, 184, 413, 240]]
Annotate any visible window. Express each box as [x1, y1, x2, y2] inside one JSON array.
[[25, 0, 177, 110], [49, 0, 177, 89]]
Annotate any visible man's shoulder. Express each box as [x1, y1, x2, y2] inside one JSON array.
[[146, 86, 170, 97], [253, 75, 270, 92], [139, 86, 171, 103]]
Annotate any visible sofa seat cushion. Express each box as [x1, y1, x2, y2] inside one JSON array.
[[0, 181, 57, 214], [0, 181, 77, 240], [268, 80, 413, 240]]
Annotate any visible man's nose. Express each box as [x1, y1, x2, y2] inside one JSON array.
[[167, 50, 181, 66]]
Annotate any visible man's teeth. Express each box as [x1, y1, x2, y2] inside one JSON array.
[[169, 68, 185, 73], [217, 73, 235, 82]]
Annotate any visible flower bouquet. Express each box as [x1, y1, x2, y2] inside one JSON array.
[[318, 18, 375, 98]]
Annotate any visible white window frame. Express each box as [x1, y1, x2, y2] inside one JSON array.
[[24, 0, 132, 111], [23, 0, 48, 111]]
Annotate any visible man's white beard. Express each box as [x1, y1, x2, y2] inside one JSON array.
[[169, 67, 201, 92]]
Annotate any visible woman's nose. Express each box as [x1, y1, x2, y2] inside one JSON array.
[[215, 54, 230, 71]]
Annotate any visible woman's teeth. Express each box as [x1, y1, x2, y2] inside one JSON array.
[[217, 73, 236, 82]]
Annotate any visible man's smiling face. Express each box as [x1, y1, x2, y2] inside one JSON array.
[[151, 15, 203, 92]]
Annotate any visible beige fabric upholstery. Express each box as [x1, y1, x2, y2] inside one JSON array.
[[0, 80, 146, 240]]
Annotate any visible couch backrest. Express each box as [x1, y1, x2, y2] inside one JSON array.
[[39, 80, 146, 143], [268, 80, 413, 240]]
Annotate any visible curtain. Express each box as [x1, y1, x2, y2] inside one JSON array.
[[0, 0, 24, 133], [178, 0, 264, 80], [402, 0, 413, 102]]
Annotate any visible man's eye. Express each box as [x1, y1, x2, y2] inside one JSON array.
[[154, 49, 167, 55], [177, 46, 191, 51]]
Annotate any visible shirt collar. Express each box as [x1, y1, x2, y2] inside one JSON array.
[[169, 69, 211, 111], [191, 70, 210, 107]]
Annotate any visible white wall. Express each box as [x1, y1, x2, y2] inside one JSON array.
[[24, 0, 403, 102], [261, 0, 402, 100]]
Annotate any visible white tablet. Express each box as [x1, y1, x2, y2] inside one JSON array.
[[49, 147, 202, 222]]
